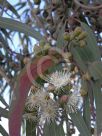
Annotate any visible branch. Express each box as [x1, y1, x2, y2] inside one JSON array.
[[74, 0, 102, 10], [0, 107, 9, 118], [0, 67, 10, 83]]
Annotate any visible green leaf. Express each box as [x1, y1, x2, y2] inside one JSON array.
[[44, 122, 65, 136], [70, 112, 91, 136], [1, 28, 13, 43], [26, 121, 36, 136], [88, 61, 102, 80], [81, 80, 91, 130], [91, 81, 102, 135], [0, 95, 9, 108], [0, 16, 42, 41], [83, 91, 91, 130], [0, 0, 20, 18], [15, 2, 26, 10], [0, 107, 9, 118], [75, 46, 95, 62], [0, 125, 9, 136], [81, 22, 101, 61], [83, 95, 91, 129], [56, 23, 66, 48], [71, 47, 87, 72]]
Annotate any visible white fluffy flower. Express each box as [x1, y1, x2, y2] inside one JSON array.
[[39, 100, 59, 125], [26, 88, 50, 111], [67, 92, 81, 113], [45, 71, 71, 90]]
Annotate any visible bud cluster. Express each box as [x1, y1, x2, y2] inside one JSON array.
[[63, 27, 87, 48]]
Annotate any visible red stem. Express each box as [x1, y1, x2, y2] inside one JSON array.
[[9, 56, 54, 136]]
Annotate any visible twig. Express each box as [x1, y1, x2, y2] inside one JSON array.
[[74, 0, 102, 10], [0, 0, 6, 16], [0, 67, 10, 84]]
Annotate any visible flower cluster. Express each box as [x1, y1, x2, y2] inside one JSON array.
[[24, 70, 82, 130]]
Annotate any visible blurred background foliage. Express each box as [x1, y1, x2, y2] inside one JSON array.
[[0, 0, 102, 136]]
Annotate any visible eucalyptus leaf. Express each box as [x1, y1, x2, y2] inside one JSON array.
[[43, 122, 65, 136], [0, 107, 9, 118], [81, 80, 91, 129], [91, 81, 102, 135], [88, 61, 102, 80], [56, 23, 66, 48], [0, 0, 20, 18], [71, 46, 87, 72], [83, 93, 91, 130], [0, 16, 43, 41], [0, 95, 9, 108], [70, 112, 91, 136], [81, 22, 101, 61], [26, 120, 36, 136], [0, 125, 9, 136]]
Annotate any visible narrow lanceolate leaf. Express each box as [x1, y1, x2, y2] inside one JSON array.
[[0, 0, 20, 18], [83, 95, 91, 130], [43, 122, 65, 136], [0, 95, 9, 108], [70, 112, 91, 136], [56, 23, 66, 48], [82, 80, 91, 130], [88, 61, 102, 81], [0, 125, 9, 136], [0, 107, 9, 118], [81, 22, 101, 61], [71, 47, 87, 72], [26, 121, 36, 136], [91, 81, 102, 135], [0, 16, 42, 40], [81, 79, 91, 131]]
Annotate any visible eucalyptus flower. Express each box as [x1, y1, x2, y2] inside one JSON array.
[[45, 70, 71, 90], [66, 92, 81, 113], [39, 100, 59, 125], [25, 88, 50, 111]]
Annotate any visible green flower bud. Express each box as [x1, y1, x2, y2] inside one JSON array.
[[74, 27, 82, 37], [79, 40, 86, 47], [33, 45, 41, 54], [63, 52, 73, 62], [70, 32, 75, 40], [80, 89, 88, 96], [77, 32, 87, 41], [44, 43, 51, 50], [39, 39, 46, 47], [63, 32, 70, 41]]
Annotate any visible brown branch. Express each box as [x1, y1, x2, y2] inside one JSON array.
[[74, 0, 102, 10]]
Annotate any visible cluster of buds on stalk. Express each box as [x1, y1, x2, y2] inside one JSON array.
[[63, 27, 87, 48]]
